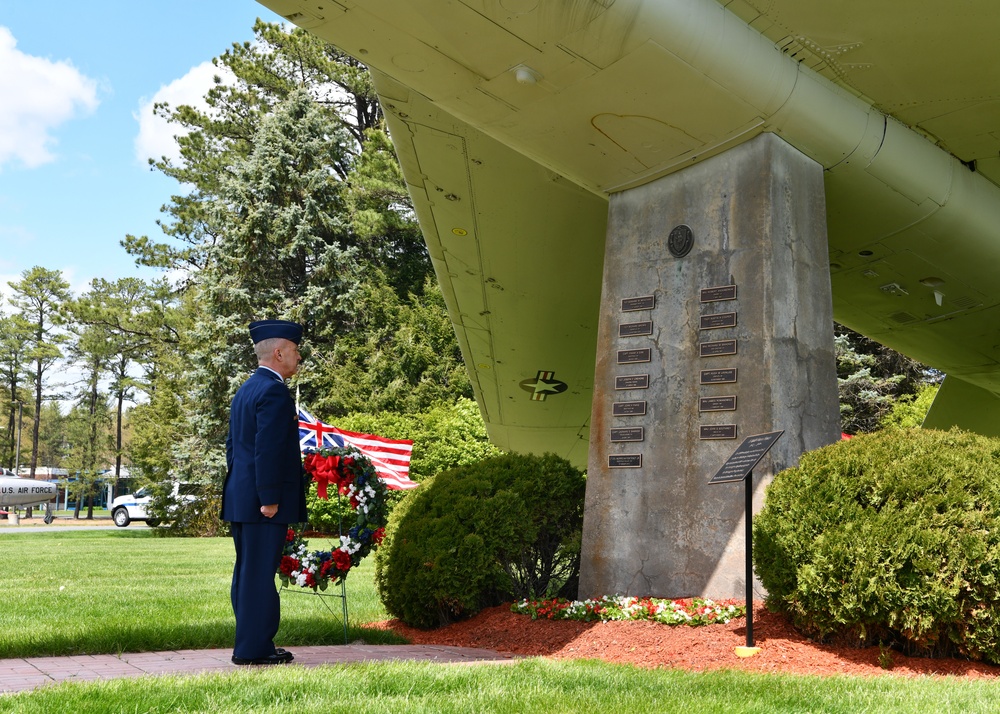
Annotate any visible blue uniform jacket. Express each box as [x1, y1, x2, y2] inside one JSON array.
[[222, 367, 308, 524]]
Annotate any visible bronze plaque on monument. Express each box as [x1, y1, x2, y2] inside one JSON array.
[[609, 454, 642, 468], [700, 312, 737, 330], [700, 395, 737, 412], [700, 424, 737, 440], [700, 285, 738, 303], [700, 339, 737, 358], [700, 368, 738, 384], [619, 321, 653, 338], [615, 374, 650, 390], [621, 295, 655, 312], [610, 427, 644, 443], [612, 401, 647, 416], [617, 348, 651, 364]]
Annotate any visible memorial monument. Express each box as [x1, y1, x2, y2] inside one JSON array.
[[579, 134, 841, 600]]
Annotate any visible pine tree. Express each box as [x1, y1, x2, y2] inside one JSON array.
[[835, 324, 937, 434], [70, 277, 179, 492], [116, 23, 473, 520], [7, 267, 70, 477], [0, 312, 32, 469]]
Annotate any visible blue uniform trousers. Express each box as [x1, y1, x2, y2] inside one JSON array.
[[230, 520, 287, 660]]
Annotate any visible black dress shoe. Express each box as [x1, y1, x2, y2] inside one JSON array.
[[231, 650, 294, 666]]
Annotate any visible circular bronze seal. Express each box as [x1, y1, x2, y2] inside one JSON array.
[[668, 224, 694, 258]]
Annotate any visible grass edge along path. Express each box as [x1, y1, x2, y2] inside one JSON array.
[[3, 658, 1000, 713]]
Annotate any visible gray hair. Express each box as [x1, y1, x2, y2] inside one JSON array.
[[254, 337, 281, 363]]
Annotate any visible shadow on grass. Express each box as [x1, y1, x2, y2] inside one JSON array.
[[0, 620, 406, 660]]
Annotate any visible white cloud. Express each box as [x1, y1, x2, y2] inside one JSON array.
[[0, 27, 99, 170], [133, 61, 234, 166]]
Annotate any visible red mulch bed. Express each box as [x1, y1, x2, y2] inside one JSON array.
[[375, 603, 1000, 679]]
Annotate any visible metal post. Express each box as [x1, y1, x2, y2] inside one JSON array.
[[745, 469, 754, 648]]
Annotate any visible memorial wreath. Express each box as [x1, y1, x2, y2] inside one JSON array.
[[278, 447, 389, 591]]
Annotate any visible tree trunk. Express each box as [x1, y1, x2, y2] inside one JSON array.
[[86, 364, 100, 519], [4, 398, 13, 468], [116, 391, 124, 488], [30, 358, 41, 478]]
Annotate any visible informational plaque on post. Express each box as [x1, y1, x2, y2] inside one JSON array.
[[709, 431, 784, 484]]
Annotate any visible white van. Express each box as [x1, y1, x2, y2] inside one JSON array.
[[109, 482, 198, 527]]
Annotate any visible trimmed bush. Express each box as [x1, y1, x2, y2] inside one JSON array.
[[375, 452, 586, 629], [754, 428, 1000, 663]]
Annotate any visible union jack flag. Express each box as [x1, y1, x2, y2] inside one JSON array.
[[297, 407, 418, 490]]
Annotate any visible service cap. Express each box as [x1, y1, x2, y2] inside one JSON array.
[[248, 319, 303, 344]]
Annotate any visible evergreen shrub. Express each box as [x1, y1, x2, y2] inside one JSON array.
[[147, 483, 225, 537], [375, 452, 586, 629], [754, 428, 1000, 662]]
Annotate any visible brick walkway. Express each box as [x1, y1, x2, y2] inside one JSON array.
[[0, 645, 518, 694]]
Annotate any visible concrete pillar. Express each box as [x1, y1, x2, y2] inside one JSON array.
[[579, 133, 840, 600]]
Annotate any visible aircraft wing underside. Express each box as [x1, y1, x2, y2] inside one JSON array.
[[259, 0, 1000, 459]]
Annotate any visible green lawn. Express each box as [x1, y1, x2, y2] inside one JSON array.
[[0, 529, 398, 658], [2, 530, 999, 713]]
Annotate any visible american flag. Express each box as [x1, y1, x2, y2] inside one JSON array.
[[297, 407, 418, 490]]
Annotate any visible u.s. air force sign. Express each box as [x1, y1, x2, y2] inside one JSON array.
[[520, 371, 568, 401]]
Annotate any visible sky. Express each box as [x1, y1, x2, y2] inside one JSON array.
[[0, 0, 286, 302]]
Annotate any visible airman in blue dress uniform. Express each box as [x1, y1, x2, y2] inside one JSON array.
[[223, 319, 308, 666]]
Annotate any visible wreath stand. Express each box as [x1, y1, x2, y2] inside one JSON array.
[[279, 576, 349, 644], [280, 446, 391, 646], [278, 502, 350, 645]]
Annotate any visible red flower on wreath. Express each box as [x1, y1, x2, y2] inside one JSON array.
[[279, 556, 300, 577], [332, 548, 352, 573]]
